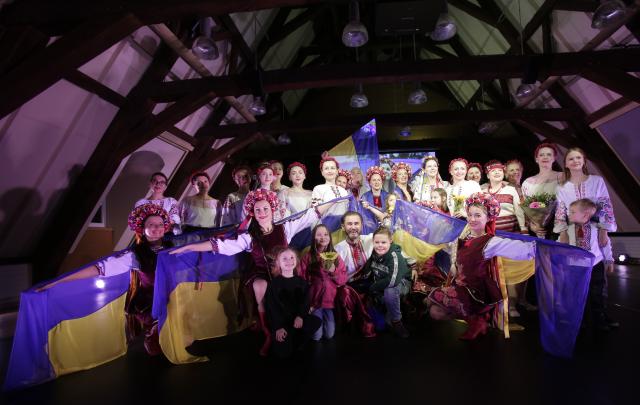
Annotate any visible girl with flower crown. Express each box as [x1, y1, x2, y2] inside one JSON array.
[[37, 204, 174, 355], [311, 154, 350, 206], [278, 162, 312, 218], [427, 193, 536, 340], [171, 189, 337, 356], [445, 158, 482, 218], [335, 169, 352, 192], [360, 166, 390, 226], [390, 162, 414, 201]]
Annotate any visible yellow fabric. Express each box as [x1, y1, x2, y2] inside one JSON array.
[[494, 259, 510, 338], [392, 229, 443, 264], [159, 279, 250, 364], [500, 257, 536, 285], [329, 136, 360, 170], [48, 294, 128, 376]]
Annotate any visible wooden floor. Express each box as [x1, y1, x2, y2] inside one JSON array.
[[2, 265, 640, 405]]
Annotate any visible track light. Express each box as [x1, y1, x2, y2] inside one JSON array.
[[192, 18, 220, 60], [478, 121, 499, 134], [399, 126, 412, 137], [277, 133, 291, 145], [408, 87, 427, 105], [592, 0, 627, 29], [249, 96, 267, 116], [342, 1, 368, 47]]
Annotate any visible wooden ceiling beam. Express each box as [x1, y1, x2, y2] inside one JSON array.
[[197, 109, 579, 139], [146, 48, 640, 101], [448, 0, 497, 26], [555, 0, 599, 12], [0, 13, 142, 121]]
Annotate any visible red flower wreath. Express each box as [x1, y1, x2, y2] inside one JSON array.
[[243, 189, 280, 216], [465, 192, 501, 220], [366, 165, 386, 183], [391, 162, 412, 182], [127, 203, 171, 235]]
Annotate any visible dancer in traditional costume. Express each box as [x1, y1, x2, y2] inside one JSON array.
[[270, 160, 289, 193], [179, 172, 221, 231], [171, 189, 335, 356], [466, 162, 483, 184], [300, 224, 348, 341], [480, 160, 532, 317], [265, 247, 322, 358], [522, 143, 563, 238], [390, 162, 413, 201], [221, 165, 252, 226], [427, 193, 535, 340], [505, 159, 525, 201], [38, 204, 174, 355], [361, 166, 389, 226], [410, 156, 449, 203], [135, 172, 180, 232], [350, 167, 368, 198], [311, 154, 350, 206], [445, 158, 481, 218], [336, 168, 352, 191], [277, 162, 312, 219]]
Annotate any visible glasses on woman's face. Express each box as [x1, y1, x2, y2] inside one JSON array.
[[151, 180, 167, 185]]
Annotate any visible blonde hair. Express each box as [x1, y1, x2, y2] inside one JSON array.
[[570, 198, 597, 214], [432, 188, 449, 212], [271, 247, 300, 277]]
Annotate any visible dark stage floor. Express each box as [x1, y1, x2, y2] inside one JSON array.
[[2, 265, 640, 405]]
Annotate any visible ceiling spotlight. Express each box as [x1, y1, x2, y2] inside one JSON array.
[[515, 83, 536, 99], [277, 133, 291, 145], [592, 0, 627, 29], [408, 87, 427, 105], [249, 96, 267, 116], [342, 1, 368, 47], [478, 121, 499, 134], [350, 84, 369, 108], [192, 18, 220, 60], [399, 126, 412, 137], [430, 13, 457, 41]]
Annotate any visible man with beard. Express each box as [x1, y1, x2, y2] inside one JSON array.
[[335, 211, 373, 280]]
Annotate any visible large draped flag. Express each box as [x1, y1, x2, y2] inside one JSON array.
[[328, 118, 379, 174]]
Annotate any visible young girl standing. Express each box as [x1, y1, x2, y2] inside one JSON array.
[[300, 224, 348, 341], [266, 247, 322, 358]]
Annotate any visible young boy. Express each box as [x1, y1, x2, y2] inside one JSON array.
[[567, 198, 617, 331]]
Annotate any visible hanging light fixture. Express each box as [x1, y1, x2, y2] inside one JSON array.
[[478, 121, 499, 135], [430, 4, 457, 42], [192, 17, 220, 60], [592, 0, 627, 29], [408, 35, 427, 105], [277, 133, 291, 145], [342, 1, 368, 47], [399, 126, 412, 137], [249, 96, 267, 116], [350, 83, 369, 108], [515, 83, 536, 99]]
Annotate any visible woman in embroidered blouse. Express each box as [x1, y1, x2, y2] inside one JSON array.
[[171, 189, 337, 356], [522, 143, 564, 238], [445, 158, 482, 218], [277, 162, 312, 218], [555, 147, 616, 247], [391, 162, 413, 201], [480, 160, 526, 233], [410, 156, 450, 203], [135, 172, 180, 231], [311, 154, 350, 206], [270, 160, 289, 193]]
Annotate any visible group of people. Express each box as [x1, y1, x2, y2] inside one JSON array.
[[38, 142, 618, 359]]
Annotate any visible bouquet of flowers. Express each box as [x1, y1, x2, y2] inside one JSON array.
[[521, 192, 556, 229], [452, 195, 466, 214], [319, 251, 338, 270]]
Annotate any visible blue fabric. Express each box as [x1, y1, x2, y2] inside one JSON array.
[[360, 190, 389, 233], [496, 231, 594, 358], [352, 119, 379, 175], [392, 199, 466, 244], [4, 267, 130, 391]]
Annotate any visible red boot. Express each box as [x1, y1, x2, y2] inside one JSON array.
[[258, 311, 272, 356], [459, 315, 488, 340]]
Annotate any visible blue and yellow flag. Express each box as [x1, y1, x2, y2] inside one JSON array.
[[328, 118, 379, 174]]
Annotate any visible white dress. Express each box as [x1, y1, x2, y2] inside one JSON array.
[[521, 172, 563, 198], [410, 171, 450, 202], [220, 191, 248, 226], [277, 188, 312, 218], [554, 175, 617, 233], [311, 183, 349, 206], [135, 197, 180, 225], [179, 196, 221, 228], [446, 180, 481, 216]]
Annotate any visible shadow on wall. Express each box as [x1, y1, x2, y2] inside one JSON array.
[[106, 150, 166, 247], [0, 164, 86, 258], [608, 131, 640, 182]]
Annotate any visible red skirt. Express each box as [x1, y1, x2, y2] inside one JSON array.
[[495, 215, 519, 232]]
